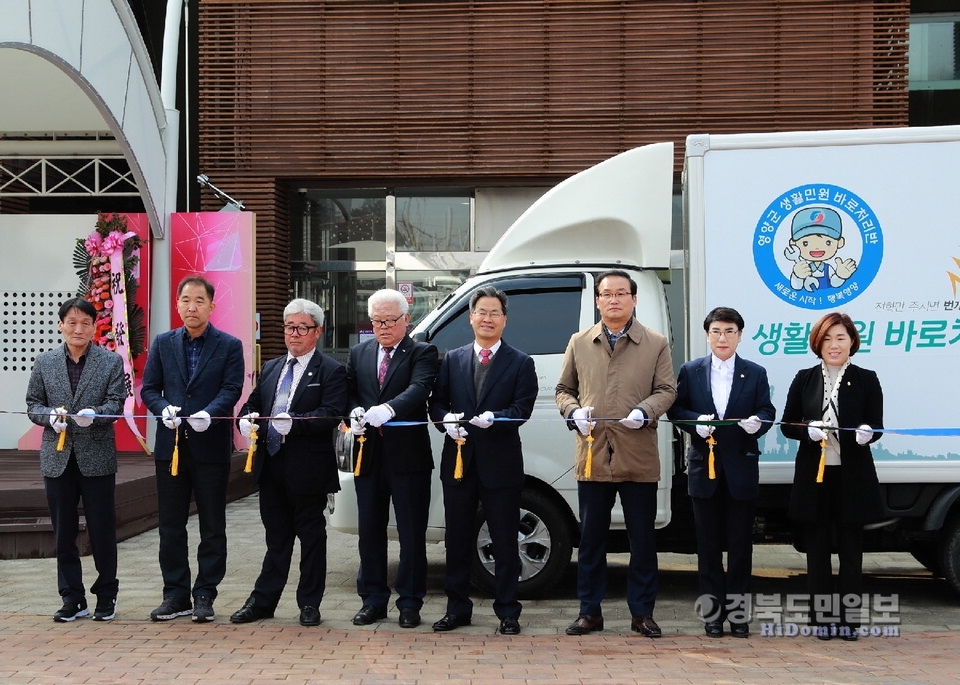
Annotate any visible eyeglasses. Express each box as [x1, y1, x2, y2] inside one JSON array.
[[472, 309, 504, 319], [283, 324, 318, 335], [597, 291, 633, 301], [370, 315, 405, 329], [707, 328, 740, 339]]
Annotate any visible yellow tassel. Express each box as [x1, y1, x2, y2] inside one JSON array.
[[584, 432, 594, 480], [244, 429, 258, 473], [454, 439, 465, 480], [171, 427, 179, 476], [56, 430, 67, 451], [55, 406, 67, 451], [707, 434, 717, 480], [353, 435, 366, 477], [816, 438, 827, 483]]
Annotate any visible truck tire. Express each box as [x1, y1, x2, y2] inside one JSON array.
[[939, 516, 960, 594], [471, 488, 573, 599]]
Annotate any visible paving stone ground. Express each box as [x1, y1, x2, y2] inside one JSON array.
[[2, 494, 959, 684]]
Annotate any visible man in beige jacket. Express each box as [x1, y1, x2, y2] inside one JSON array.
[[556, 269, 676, 638]]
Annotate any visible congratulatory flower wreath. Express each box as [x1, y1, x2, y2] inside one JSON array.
[[72, 212, 149, 452]]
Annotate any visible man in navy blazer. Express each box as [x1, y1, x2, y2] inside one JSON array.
[[346, 288, 439, 629], [26, 297, 125, 622], [141, 275, 244, 623], [428, 286, 538, 635], [667, 306, 775, 638], [229, 298, 346, 627]]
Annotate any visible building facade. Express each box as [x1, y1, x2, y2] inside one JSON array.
[[196, 0, 913, 360]]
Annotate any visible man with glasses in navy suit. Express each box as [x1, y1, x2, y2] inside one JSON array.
[[229, 298, 346, 627]]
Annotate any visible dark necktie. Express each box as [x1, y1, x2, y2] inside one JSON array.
[[266, 358, 297, 456], [378, 347, 393, 387]]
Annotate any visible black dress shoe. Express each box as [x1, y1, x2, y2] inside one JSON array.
[[432, 612, 472, 632], [730, 622, 749, 638], [398, 607, 421, 628], [299, 606, 321, 626], [631, 615, 662, 638], [499, 617, 521, 635], [565, 614, 603, 635], [352, 605, 388, 625], [229, 598, 275, 624], [704, 620, 724, 638]]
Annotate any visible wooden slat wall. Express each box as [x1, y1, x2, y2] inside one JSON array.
[[198, 0, 909, 357]]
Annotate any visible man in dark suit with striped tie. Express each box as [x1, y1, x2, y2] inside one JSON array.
[[229, 298, 346, 627], [346, 288, 439, 629]]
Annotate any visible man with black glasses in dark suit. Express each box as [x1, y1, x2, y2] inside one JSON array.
[[346, 288, 439, 629]]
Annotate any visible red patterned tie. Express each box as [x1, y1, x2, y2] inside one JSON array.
[[480, 349, 492, 366], [378, 347, 393, 386]]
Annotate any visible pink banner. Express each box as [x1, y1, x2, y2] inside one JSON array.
[[169, 212, 256, 448]]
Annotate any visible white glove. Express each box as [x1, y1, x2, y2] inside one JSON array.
[[855, 424, 874, 446], [738, 415, 762, 435], [364, 404, 393, 428], [272, 412, 293, 436], [571, 406, 595, 436], [187, 410, 212, 433], [443, 412, 468, 440], [620, 407, 648, 430], [49, 407, 68, 433], [695, 414, 715, 439], [239, 412, 259, 438], [808, 420, 828, 442], [469, 411, 495, 429], [326, 493, 336, 514], [349, 407, 366, 436], [73, 408, 96, 428], [161, 405, 182, 429]]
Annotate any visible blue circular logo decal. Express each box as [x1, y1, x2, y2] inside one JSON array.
[[752, 184, 883, 310]]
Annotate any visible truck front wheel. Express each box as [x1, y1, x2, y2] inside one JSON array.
[[939, 515, 960, 594], [471, 488, 573, 599]]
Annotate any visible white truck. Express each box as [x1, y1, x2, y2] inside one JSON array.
[[331, 125, 960, 597]]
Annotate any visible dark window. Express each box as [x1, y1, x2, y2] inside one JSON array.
[[422, 275, 584, 355]]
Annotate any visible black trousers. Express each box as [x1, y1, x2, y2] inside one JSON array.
[[250, 452, 329, 609], [442, 460, 522, 620], [803, 465, 866, 627], [354, 454, 431, 610], [691, 469, 756, 623], [576, 480, 659, 617], [44, 453, 118, 603], [155, 440, 230, 601]]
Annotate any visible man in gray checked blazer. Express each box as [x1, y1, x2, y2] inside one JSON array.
[[26, 297, 126, 623]]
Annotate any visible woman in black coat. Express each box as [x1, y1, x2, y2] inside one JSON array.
[[781, 312, 883, 641]]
